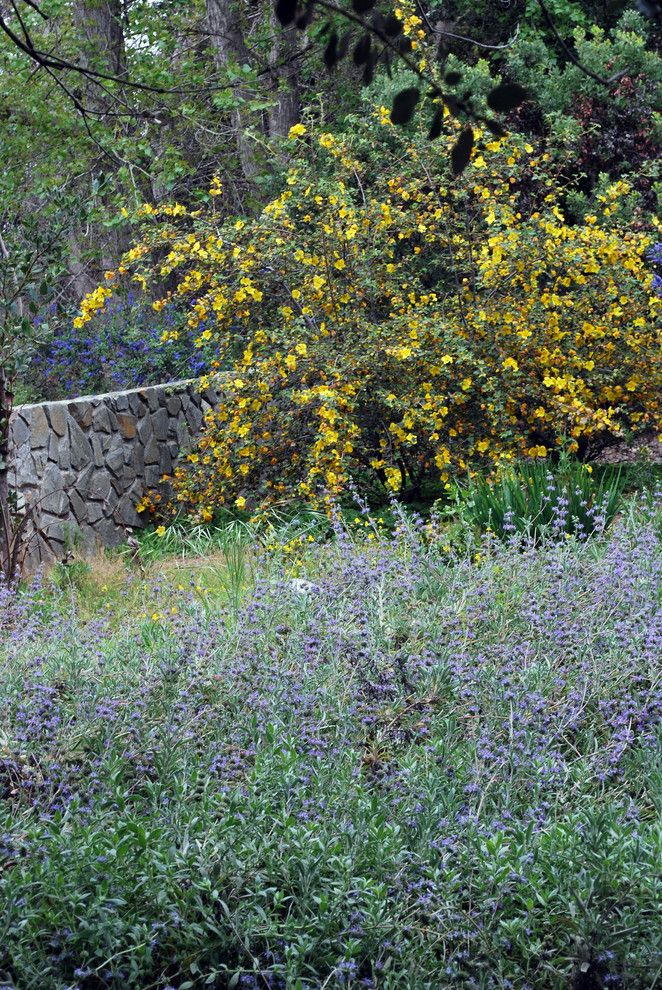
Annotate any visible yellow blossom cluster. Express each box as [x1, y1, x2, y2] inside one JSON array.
[[73, 285, 113, 329], [77, 107, 661, 515]]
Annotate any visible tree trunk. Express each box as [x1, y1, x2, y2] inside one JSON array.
[[268, 11, 301, 138], [205, 0, 262, 185], [73, 0, 127, 85], [0, 368, 12, 578], [66, 1, 129, 301]]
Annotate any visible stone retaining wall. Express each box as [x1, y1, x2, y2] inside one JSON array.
[[8, 379, 219, 566]]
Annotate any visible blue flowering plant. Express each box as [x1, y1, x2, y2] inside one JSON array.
[[29, 293, 215, 401], [648, 242, 662, 297], [1, 492, 662, 987]]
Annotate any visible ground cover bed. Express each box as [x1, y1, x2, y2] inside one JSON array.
[[1, 497, 661, 990]]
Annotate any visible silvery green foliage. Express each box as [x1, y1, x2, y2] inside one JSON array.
[[1, 493, 662, 988]]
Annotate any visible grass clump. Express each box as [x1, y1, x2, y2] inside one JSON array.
[[0, 495, 661, 988], [456, 454, 625, 543]]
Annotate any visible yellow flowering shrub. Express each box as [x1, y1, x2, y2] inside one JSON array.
[[78, 108, 661, 514]]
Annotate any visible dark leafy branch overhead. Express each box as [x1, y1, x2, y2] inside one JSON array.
[[274, 0, 653, 175], [275, 0, 530, 174], [0, 0, 653, 179]]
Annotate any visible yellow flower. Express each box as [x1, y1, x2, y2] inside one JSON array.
[[288, 123, 307, 139], [235, 496, 246, 509], [503, 357, 519, 371], [156, 525, 166, 537]]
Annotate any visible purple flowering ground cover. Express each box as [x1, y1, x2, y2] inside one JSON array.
[[1, 500, 661, 990]]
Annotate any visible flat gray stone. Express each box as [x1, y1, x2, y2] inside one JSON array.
[[152, 408, 169, 442], [166, 395, 181, 416], [159, 447, 173, 475], [29, 449, 48, 477], [10, 414, 31, 448], [92, 405, 113, 433], [74, 464, 95, 500], [58, 442, 71, 471], [88, 472, 112, 502], [47, 432, 60, 464], [137, 416, 154, 444], [41, 488, 69, 516], [87, 503, 104, 524], [127, 478, 144, 499], [94, 518, 124, 547], [176, 421, 191, 448], [122, 464, 136, 486], [105, 446, 125, 475], [47, 404, 68, 437], [39, 514, 67, 544], [145, 388, 160, 413], [114, 493, 142, 528], [70, 401, 93, 429], [144, 436, 160, 465], [69, 489, 86, 523], [131, 445, 145, 474], [116, 413, 137, 440], [144, 464, 163, 487], [42, 462, 63, 496], [184, 404, 203, 434], [29, 406, 50, 449], [92, 436, 105, 469], [128, 393, 147, 417], [69, 419, 93, 470]]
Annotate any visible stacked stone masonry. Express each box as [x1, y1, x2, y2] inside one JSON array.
[[9, 380, 219, 566]]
